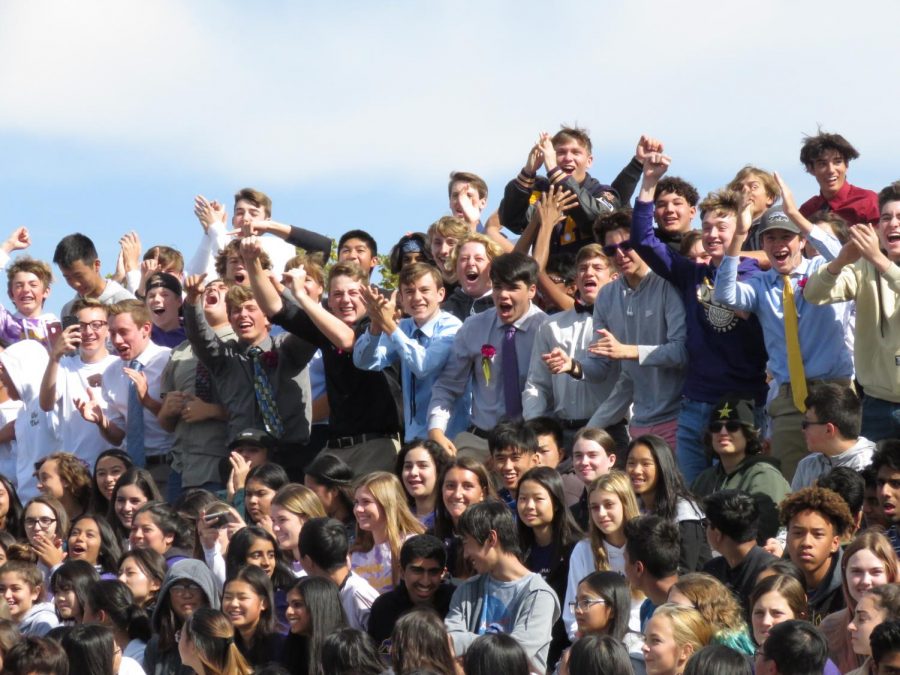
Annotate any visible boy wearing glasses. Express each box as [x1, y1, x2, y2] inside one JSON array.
[[629, 137, 768, 485], [791, 383, 875, 491], [39, 298, 120, 469], [690, 397, 789, 541], [581, 209, 688, 451]]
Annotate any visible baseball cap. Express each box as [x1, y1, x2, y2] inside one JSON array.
[[757, 207, 801, 237]]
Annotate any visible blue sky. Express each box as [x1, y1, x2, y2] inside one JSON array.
[[1, 0, 898, 315]]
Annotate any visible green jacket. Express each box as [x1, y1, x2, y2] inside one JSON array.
[[691, 455, 791, 541]]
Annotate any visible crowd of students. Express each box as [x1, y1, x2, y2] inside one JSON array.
[[0, 126, 897, 675]]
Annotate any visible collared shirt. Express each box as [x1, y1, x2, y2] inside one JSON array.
[[160, 326, 235, 486], [799, 180, 880, 226], [582, 271, 688, 427], [184, 303, 316, 444], [354, 310, 468, 440], [428, 304, 546, 432], [103, 340, 174, 456], [713, 226, 853, 387], [523, 306, 616, 420]]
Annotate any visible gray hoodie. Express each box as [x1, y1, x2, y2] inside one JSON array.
[[445, 571, 560, 673], [19, 600, 59, 636], [144, 559, 221, 675], [0, 340, 59, 500], [791, 436, 877, 492]]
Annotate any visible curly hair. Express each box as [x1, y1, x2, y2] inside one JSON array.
[[779, 486, 855, 536], [672, 573, 748, 636], [35, 452, 92, 514]]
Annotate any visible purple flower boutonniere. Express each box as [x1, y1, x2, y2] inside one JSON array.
[[481, 344, 496, 385]]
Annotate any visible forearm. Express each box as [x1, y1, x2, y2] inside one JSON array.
[[611, 156, 643, 205], [537, 272, 575, 311], [246, 258, 284, 316], [97, 414, 126, 446], [39, 359, 61, 412], [296, 293, 355, 351]]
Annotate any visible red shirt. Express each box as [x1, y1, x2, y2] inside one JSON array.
[[799, 180, 880, 225]]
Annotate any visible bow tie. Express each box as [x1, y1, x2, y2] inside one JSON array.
[[574, 302, 593, 314]]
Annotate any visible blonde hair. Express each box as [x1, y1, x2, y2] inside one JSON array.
[[428, 216, 469, 241], [271, 484, 326, 520], [671, 573, 748, 636], [449, 232, 504, 272], [652, 603, 713, 653], [586, 471, 640, 571], [349, 472, 425, 586], [841, 530, 900, 610]]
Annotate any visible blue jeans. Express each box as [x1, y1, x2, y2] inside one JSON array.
[[862, 395, 900, 442], [676, 397, 767, 486]]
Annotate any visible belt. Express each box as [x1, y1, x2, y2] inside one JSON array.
[[559, 418, 589, 430], [327, 432, 399, 450], [467, 425, 490, 439], [778, 378, 853, 396]]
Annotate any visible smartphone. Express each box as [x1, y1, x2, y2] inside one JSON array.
[[204, 507, 237, 529], [62, 315, 80, 330]]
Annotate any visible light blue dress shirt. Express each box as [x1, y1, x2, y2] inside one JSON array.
[[713, 226, 853, 387], [354, 310, 469, 440]]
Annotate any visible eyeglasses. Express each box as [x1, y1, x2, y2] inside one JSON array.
[[78, 320, 108, 332], [800, 419, 829, 430], [602, 241, 634, 257], [568, 598, 610, 613], [708, 420, 743, 433], [170, 582, 202, 595], [24, 516, 57, 529]]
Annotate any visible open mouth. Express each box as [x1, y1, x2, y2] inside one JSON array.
[[772, 251, 790, 264], [233, 272, 246, 284], [70, 544, 87, 556], [151, 307, 165, 315]]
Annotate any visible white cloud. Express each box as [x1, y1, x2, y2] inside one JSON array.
[[0, 0, 898, 191]]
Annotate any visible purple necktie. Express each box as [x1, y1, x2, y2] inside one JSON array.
[[502, 324, 522, 418]]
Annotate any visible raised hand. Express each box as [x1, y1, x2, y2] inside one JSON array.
[[183, 273, 208, 304], [737, 192, 755, 237], [282, 266, 309, 299], [2, 226, 31, 254], [773, 172, 798, 217], [50, 325, 82, 362], [541, 347, 573, 375], [848, 222, 886, 264], [535, 185, 578, 230], [74, 388, 104, 425], [524, 133, 547, 174], [635, 134, 665, 162], [539, 133, 557, 172], [119, 231, 142, 272], [194, 195, 226, 232], [239, 235, 264, 263]]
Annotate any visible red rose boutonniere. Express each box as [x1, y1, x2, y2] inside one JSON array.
[[481, 344, 496, 385], [261, 350, 279, 369]]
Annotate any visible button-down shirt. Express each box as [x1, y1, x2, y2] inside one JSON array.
[[582, 271, 688, 427], [160, 325, 235, 486], [184, 303, 317, 444], [799, 180, 880, 226], [523, 306, 617, 421], [713, 226, 853, 387], [354, 310, 468, 441], [103, 341, 174, 456], [428, 304, 546, 432]]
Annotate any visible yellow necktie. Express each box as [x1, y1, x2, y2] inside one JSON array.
[[782, 275, 807, 412]]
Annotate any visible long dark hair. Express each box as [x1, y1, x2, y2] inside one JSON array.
[[390, 607, 457, 675], [132, 501, 192, 551], [108, 467, 161, 540], [627, 434, 697, 520], [433, 456, 495, 539], [0, 475, 24, 540], [568, 634, 634, 675], [68, 514, 122, 574], [225, 526, 294, 590], [577, 571, 633, 640], [304, 453, 355, 519], [50, 560, 101, 623], [465, 633, 531, 675], [224, 565, 276, 658], [86, 579, 151, 643], [284, 576, 347, 675], [394, 439, 451, 510], [117, 548, 167, 609], [319, 628, 382, 675], [90, 450, 133, 514], [60, 624, 115, 675], [516, 467, 583, 573]]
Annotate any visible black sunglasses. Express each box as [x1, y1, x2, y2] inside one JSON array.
[[602, 241, 634, 257], [708, 420, 743, 433]]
